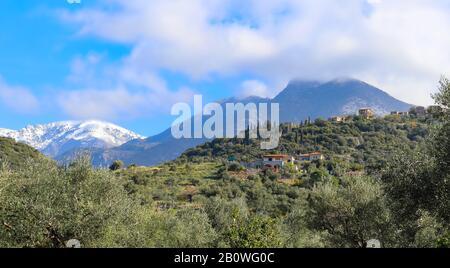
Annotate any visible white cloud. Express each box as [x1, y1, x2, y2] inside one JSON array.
[[60, 51, 195, 120], [57, 86, 194, 120], [238, 80, 272, 98], [367, 0, 382, 4], [60, 0, 450, 105], [58, 88, 144, 120], [67, 52, 105, 84], [0, 77, 40, 114]]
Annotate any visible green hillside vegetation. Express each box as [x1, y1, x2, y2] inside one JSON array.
[[1, 77, 450, 248], [0, 137, 48, 169], [179, 114, 431, 175]]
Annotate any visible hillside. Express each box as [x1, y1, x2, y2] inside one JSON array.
[[0, 137, 46, 169], [178, 114, 430, 173], [0, 92, 448, 248], [84, 78, 413, 167], [102, 107, 446, 248], [111, 114, 432, 215]]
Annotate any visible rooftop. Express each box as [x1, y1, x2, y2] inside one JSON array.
[[300, 152, 322, 156], [263, 154, 290, 158]]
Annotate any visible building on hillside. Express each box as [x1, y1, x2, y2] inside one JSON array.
[[410, 106, 426, 116], [299, 152, 324, 161], [287, 123, 301, 129], [391, 111, 410, 116], [358, 108, 375, 119], [330, 116, 347, 123], [262, 154, 296, 171]]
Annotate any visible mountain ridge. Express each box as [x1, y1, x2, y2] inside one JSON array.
[[84, 78, 413, 166], [0, 120, 144, 158], [273, 78, 411, 122], [1, 78, 414, 166]]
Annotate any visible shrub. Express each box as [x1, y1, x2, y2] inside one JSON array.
[[109, 160, 124, 171]]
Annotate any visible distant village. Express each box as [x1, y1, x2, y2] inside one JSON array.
[[331, 105, 441, 122], [232, 105, 440, 175], [243, 152, 324, 172]]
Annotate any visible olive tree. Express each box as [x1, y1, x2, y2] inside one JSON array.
[[380, 77, 450, 247], [0, 157, 136, 248], [305, 175, 393, 248]]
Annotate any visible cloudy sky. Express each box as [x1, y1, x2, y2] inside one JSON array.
[[0, 0, 449, 135]]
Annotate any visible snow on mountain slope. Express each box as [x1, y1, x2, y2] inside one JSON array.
[[0, 128, 15, 137], [0, 121, 144, 157]]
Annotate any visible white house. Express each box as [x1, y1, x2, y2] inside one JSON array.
[[299, 152, 324, 161], [262, 154, 295, 170]]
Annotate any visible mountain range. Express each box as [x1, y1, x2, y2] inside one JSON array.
[[0, 121, 143, 158], [274, 78, 411, 122], [0, 78, 412, 166]]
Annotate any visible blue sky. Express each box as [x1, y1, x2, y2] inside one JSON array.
[[1, 0, 450, 136], [0, 0, 241, 135]]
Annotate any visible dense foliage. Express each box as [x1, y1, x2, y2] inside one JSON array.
[[0, 137, 46, 169], [1, 78, 449, 248], [179, 113, 431, 174]]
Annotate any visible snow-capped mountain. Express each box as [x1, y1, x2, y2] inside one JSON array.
[[0, 128, 15, 137], [0, 121, 144, 157]]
